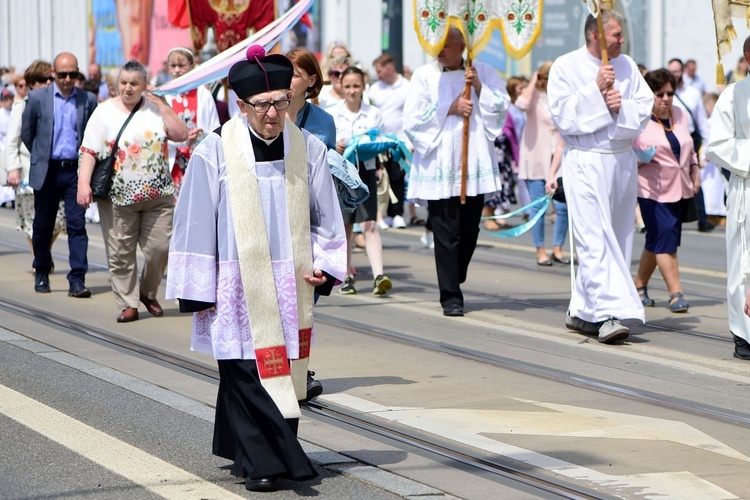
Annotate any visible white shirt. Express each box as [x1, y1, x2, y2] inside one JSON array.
[[332, 101, 383, 170], [368, 74, 410, 143], [674, 83, 709, 141]]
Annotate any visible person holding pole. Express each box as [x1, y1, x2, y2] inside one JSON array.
[[547, 10, 653, 343], [403, 27, 509, 317]]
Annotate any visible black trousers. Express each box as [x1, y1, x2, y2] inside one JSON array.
[[213, 359, 317, 481], [32, 165, 88, 283], [427, 195, 484, 308], [382, 154, 406, 218]]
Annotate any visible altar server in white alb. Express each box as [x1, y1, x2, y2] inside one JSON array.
[[547, 11, 653, 344], [706, 36, 750, 361], [403, 27, 509, 317], [165, 46, 347, 492]]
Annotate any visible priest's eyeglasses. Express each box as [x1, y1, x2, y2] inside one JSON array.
[[242, 98, 291, 113]]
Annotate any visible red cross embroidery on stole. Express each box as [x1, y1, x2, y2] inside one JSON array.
[[256, 346, 291, 378], [298, 328, 312, 359]]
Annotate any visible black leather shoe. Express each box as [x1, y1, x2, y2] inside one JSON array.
[[34, 273, 51, 293], [304, 370, 323, 401], [733, 333, 750, 360], [245, 477, 278, 492], [552, 255, 571, 265], [68, 281, 92, 298], [443, 303, 464, 317], [698, 222, 715, 233]]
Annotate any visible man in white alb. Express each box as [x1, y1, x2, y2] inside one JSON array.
[[404, 27, 509, 317], [706, 36, 750, 361], [547, 11, 653, 343]]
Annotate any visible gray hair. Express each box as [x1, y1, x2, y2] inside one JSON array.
[[584, 11, 623, 45], [121, 60, 148, 81]]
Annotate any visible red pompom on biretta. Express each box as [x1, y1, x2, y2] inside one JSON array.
[[229, 44, 293, 100], [245, 45, 266, 61]]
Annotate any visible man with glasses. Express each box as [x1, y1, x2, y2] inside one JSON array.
[[548, 12, 653, 343], [22, 52, 97, 297], [166, 46, 346, 492]]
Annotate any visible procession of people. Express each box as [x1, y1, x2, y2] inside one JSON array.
[[4, 5, 750, 493]]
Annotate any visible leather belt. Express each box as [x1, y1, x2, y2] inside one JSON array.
[[50, 159, 78, 168]]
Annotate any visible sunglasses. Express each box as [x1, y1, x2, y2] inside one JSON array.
[[16, 82, 26, 88], [655, 91, 675, 98], [328, 70, 343, 79], [35, 76, 54, 84], [55, 71, 80, 80]]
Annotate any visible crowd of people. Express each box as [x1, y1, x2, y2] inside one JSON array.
[[4, 13, 750, 492]]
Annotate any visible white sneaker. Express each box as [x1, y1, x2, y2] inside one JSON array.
[[597, 318, 629, 344], [392, 215, 407, 229], [377, 219, 390, 230], [420, 231, 435, 249]]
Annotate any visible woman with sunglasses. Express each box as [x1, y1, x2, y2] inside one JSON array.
[[332, 66, 391, 296], [12, 74, 28, 102], [318, 54, 353, 112], [163, 47, 220, 195], [632, 68, 700, 313], [5, 61, 66, 270]]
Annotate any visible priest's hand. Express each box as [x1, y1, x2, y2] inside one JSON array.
[[304, 269, 328, 287], [465, 66, 482, 94], [744, 289, 750, 318], [449, 96, 473, 117], [597, 65, 615, 90], [605, 89, 621, 113]]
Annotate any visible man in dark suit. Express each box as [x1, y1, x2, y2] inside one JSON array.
[[22, 52, 97, 296]]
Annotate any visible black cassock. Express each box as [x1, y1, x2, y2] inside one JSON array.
[[181, 129, 318, 483]]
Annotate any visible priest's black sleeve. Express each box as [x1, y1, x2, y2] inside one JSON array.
[[179, 299, 216, 313], [314, 271, 337, 297]]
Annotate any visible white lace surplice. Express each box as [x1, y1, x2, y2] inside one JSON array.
[[166, 124, 347, 360]]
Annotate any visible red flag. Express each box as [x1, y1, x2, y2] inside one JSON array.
[[168, 0, 190, 29], [188, 0, 277, 52]]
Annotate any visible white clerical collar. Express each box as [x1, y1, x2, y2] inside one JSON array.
[[248, 125, 279, 145], [440, 59, 466, 72]]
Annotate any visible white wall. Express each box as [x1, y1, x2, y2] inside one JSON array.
[[0, 0, 88, 73]]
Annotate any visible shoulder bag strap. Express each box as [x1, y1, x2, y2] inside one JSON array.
[[109, 98, 143, 159]]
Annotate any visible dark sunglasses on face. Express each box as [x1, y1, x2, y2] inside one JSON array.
[[55, 71, 80, 80], [35, 76, 54, 84], [328, 70, 342, 79], [655, 91, 675, 98]]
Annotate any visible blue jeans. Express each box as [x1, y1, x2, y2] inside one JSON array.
[[525, 179, 568, 248]]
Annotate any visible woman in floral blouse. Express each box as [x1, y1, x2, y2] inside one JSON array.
[[77, 60, 187, 323]]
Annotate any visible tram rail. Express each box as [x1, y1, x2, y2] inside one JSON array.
[[0, 295, 605, 499]]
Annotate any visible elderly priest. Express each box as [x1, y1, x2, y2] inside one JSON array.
[[166, 45, 347, 492]]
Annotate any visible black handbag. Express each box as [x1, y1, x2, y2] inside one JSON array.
[[91, 98, 143, 200], [552, 176, 566, 203]]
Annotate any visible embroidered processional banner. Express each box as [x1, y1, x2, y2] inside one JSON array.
[[712, 0, 750, 83], [413, 0, 544, 60]]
